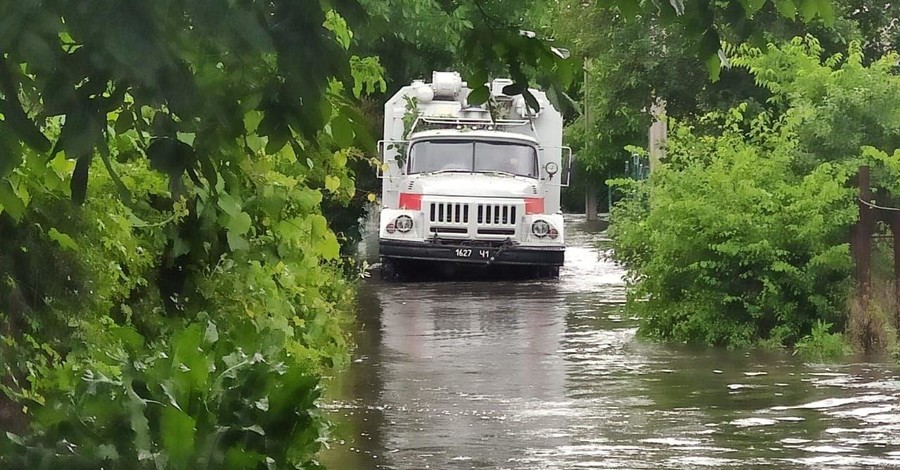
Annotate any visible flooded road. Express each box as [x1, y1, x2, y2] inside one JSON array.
[[321, 215, 900, 469]]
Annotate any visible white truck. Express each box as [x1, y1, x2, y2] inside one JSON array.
[[378, 71, 571, 279]]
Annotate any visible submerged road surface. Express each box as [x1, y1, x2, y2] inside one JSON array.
[[321, 215, 900, 469]]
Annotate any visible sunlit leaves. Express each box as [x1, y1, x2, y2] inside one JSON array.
[[324, 175, 341, 192], [349, 56, 387, 98], [325, 10, 353, 50], [0, 180, 25, 221], [47, 228, 78, 251]]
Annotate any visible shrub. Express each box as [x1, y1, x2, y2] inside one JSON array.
[[609, 38, 900, 349], [795, 320, 852, 362], [1, 116, 355, 467], [610, 109, 855, 347]]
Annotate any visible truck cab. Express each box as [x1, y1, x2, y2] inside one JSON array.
[[378, 72, 570, 279]]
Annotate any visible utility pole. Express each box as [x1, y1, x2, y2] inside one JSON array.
[[584, 58, 598, 221], [648, 98, 666, 173]]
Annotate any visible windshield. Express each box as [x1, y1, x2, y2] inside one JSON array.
[[408, 140, 538, 178]]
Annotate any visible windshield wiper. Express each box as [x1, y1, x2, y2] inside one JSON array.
[[428, 168, 470, 174]]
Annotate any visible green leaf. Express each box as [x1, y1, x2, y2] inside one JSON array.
[[522, 90, 540, 112], [705, 53, 722, 82], [225, 447, 266, 469], [160, 406, 196, 467], [48, 228, 78, 250], [0, 180, 25, 221], [227, 212, 252, 236], [71, 152, 92, 205], [115, 110, 134, 135], [774, 0, 797, 18], [52, 109, 101, 159], [217, 193, 242, 217], [264, 124, 290, 155], [616, 0, 641, 18], [0, 99, 51, 153], [815, 0, 834, 24], [467, 85, 490, 105], [324, 175, 341, 192], [227, 232, 249, 251], [740, 0, 767, 14], [330, 114, 354, 148], [333, 150, 348, 168], [799, 0, 818, 21], [204, 321, 218, 345], [147, 137, 195, 179]]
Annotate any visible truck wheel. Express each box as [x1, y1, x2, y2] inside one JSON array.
[[537, 266, 560, 279], [381, 258, 400, 281]]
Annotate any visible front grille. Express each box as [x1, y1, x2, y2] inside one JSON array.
[[429, 202, 469, 224], [430, 227, 467, 234], [476, 204, 516, 225], [477, 228, 515, 235], [425, 200, 521, 239]]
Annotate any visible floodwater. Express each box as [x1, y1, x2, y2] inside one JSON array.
[[320, 215, 900, 469]]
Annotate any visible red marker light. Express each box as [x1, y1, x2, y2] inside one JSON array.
[[524, 197, 544, 215], [399, 193, 423, 210]]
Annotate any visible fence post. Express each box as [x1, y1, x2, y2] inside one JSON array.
[[852, 165, 873, 301]]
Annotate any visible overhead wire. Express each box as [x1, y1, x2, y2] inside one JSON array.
[[858, 197, 900, 212]]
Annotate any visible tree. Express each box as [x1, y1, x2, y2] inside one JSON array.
[[0, 2, 377, 466], [0, 1, 579, 466]]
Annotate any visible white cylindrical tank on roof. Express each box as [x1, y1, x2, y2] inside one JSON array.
[[415, 82, 434, 103], [432, 71, 462, 98]]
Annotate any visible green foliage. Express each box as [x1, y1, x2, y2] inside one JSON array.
[[731, 36, 900, 163], [0, 5, 367, 463], [0, 143, 363, 466], [1, 113, 356, 466], [4, 321, 327, 469], [609, 39, 900, 349], [610, 109, 855, 347], [351, 0, 576, 112], [554, 0, 864, 177], [795, 320, 852, 361]]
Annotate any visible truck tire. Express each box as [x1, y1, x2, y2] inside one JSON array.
[[381, 258, 400, 281], [537, 265, 560, 279]]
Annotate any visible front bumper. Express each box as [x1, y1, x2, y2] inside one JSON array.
[[379, 239, 564, 266]]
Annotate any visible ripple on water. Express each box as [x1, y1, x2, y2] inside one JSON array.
[[730, 417, 779, 427], [773, 394, 896, 411], [324, 214, 900, 470]]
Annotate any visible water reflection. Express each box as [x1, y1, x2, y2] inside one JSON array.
[[321, 215, 900, 469]]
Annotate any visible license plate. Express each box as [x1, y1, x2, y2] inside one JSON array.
[[455, 248, 493, 259]]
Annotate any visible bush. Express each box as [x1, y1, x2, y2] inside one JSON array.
[[610, 109, 855, 347], [1, 117, 355, 467], [609, 38, 900, 349], [795, 320, 852, 362]]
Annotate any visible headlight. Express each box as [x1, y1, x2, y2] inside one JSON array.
[[395, 215, 413, 233], [531, 219, 550, 238]]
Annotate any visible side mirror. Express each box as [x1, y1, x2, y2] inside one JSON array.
[[537, 147, 572, 187], [545, 162, 559, 178], [377, 139, 408, 178]]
